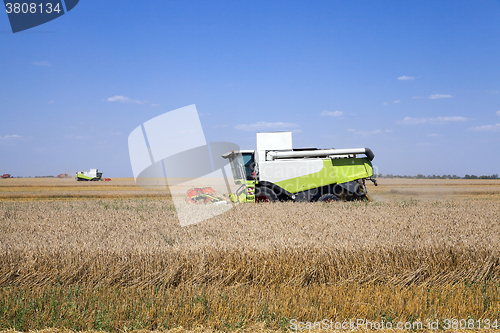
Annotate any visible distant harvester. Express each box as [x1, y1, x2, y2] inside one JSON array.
[[76, 169, 111, 181]]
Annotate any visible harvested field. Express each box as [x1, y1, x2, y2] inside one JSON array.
[[0, 179, 499, 332], [3, 178, 500, 202], [0, 178, 168, 201], [368, 179, 500, 201]]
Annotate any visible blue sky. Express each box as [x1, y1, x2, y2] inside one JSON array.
[[1, 0, 499, 177]]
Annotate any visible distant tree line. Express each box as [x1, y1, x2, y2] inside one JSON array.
[[376, 174, 499, 179]]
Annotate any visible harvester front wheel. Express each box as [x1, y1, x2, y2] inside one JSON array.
[[357, 186, 373, 202], [255, 187, 277, 203], [318, 194, 339, 202]]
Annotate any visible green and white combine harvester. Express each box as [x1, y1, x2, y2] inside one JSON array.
[[222, 131, 377, 203], [76, 169, 110, 181]]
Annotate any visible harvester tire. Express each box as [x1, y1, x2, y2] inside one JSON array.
[[357, 186, 373, 202], [363, 194, 373, 202], [255, 187, 277, 203], [318, 194, 338, 202]]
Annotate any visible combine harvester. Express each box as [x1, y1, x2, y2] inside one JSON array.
[[76, 169, 111, 181], [1, 174, 13, 179], [222, 131, 377, 203]]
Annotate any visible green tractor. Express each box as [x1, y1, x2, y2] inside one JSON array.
[[222, 132, 377, 203]]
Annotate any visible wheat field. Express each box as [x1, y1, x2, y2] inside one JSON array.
[[0, 179, 500, 332]]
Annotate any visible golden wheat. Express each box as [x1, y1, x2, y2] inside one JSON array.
[[1, 191, 499, 331], [1, 199, 499, 284]]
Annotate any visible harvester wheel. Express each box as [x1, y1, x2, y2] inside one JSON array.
[[318, 194, 339, 202], [357, 186, 373, 202], [363, 193, 373, 202], [255, 187, 277, 203]]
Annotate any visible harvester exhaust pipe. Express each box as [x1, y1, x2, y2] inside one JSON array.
[[267, 148, 374, 161]]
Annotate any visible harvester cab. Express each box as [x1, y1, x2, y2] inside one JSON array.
[[225, 150, 256, 183], [222, 150, 257, 203], [223, 131, 376, 203]]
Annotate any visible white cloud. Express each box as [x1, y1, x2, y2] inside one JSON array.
[[320, 110, 343, 117], [63, 134, 88, 140], [416, 142, 433, 146], [151, 103, 160, 107], [234, 121, 300, 132], [469, 123, 500, 132], [106, 95, 146, 104], [398, 117, 427, 125], [211, 124, 231, 129], [1, 134, 21, 139], [48, 100, 55, 104], [347, 129, 383, 136], [429, 94, 453, 99], [398, 76, 415, 80], [385, 129, 393, 133], [412, 96, 423, 99], [496, 110, 500, 116], [382, 102, 389, 105], [427, 133, 444, 137], [430, 116, 467, 123], [398, 116, 467, 125], [33, 61, 51, 66], [393, 100, 401, 104]]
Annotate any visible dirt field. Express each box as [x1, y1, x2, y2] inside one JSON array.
[[369, 178, 500, 201], [0, 178, 499, 332], [0, 178, 166, 201], [2, 177, 500, 201]]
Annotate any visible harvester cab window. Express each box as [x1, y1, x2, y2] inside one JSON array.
[[241, 153, 255, 180], [227, 152, 255, 182], [228, 155, 245, 181]]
